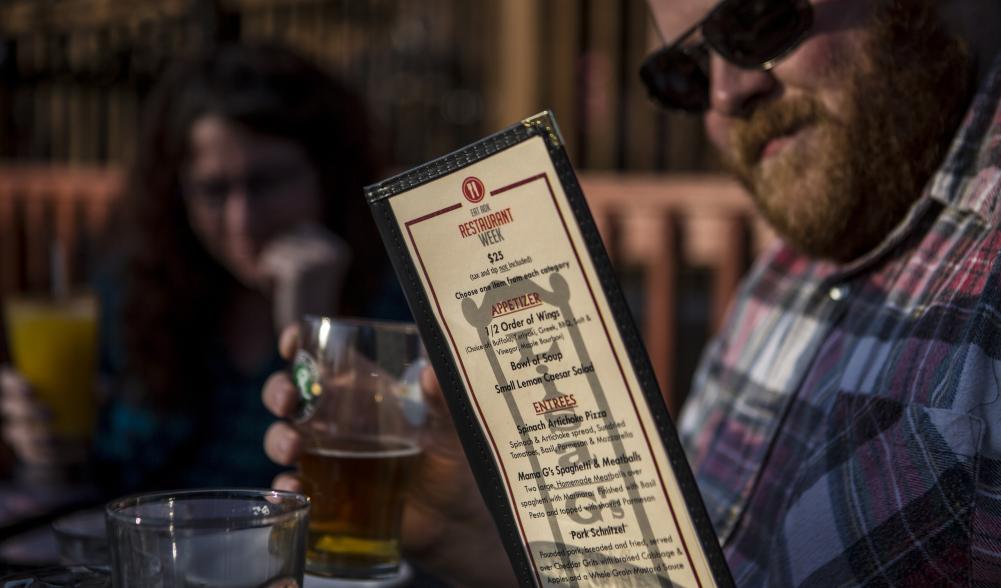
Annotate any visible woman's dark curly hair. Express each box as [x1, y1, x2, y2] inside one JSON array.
[[120, 43, 386, 409]]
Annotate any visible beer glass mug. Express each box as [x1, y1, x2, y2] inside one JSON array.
[[106, 489, 310, 588], [294, 317, 427, 581]]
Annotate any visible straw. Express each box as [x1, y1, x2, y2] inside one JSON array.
[[50, 239, 68, 301]]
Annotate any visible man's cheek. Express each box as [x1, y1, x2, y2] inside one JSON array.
[[703, 111, 733, 158]]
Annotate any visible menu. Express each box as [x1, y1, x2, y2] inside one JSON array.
[[366, 112, 733, 587]]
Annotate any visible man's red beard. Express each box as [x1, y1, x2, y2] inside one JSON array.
[[725, 0, 973, 263]]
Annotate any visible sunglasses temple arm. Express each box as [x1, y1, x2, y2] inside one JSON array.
[[645, 2, 704, 50]]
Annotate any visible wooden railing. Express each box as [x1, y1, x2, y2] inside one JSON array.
[[0, 165, 767, 413], [0, 165, 123, 297], [581, 173, 772, 414]]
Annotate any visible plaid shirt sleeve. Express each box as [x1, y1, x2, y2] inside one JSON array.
[[678, 57, 1001, 587]]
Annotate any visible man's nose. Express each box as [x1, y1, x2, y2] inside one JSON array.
[[708, 53, 777, 116]]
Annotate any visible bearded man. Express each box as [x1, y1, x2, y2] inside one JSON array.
[[642, 0, 1001, 584], [261, 0, 1001, 585]]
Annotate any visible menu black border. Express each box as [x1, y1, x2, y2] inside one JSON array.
[[365, 112, 734, 587]]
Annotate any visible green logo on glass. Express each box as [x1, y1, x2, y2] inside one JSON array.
[[292, 349, 322, 421]]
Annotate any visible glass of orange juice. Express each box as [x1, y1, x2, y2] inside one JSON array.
[[3, 293, 98, 441]]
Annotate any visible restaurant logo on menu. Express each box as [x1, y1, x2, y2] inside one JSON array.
[[462, 176, 486, 203]]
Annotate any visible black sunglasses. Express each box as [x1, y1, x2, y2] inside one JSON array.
[[640, 0, 813, 112]]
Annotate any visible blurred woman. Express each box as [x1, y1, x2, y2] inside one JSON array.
[[1, 42, 407, 493]]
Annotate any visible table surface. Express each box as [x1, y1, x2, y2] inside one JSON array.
[[0, 476, 101, 570], [0, 480, 451, 586]]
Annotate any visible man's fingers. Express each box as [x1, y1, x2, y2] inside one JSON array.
[[264, 421, 302, 466], [420, 365, 443, 400], [420, 365, 452, 421], [279, 324, 301, 360], [263, 372, 299, 418], [272, 472, 303, 493]]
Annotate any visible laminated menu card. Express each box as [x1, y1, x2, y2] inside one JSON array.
[[365, 112, 733, 587]]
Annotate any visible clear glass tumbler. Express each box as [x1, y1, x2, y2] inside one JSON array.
[[53, 507, 110, 568], [106, 489, 310, 588]]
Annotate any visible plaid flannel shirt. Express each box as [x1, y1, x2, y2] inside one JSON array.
[[679, 56, 1001, 587]]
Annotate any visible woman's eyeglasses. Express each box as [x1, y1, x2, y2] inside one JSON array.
[[640, 0, 813, 112]]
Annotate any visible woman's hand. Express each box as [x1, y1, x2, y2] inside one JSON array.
[[262, 325, 516, 586], [0, 366, 61, 467], [257, 224, 351, 331]]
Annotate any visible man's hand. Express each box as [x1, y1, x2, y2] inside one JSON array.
[[262, 325, 517, 586]]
